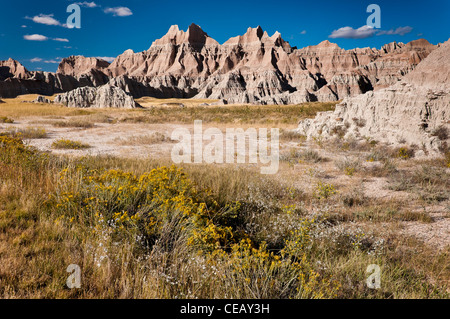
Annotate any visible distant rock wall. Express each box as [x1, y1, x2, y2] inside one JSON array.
[[102, 24, 436, 104], [0, 24, 439, 104]]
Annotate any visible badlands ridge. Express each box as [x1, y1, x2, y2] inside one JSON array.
[[0, 23, 438, 104], [0, 24, 448, 154]]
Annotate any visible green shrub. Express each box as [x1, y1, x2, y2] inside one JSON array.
[[314, 181, 337, 200], [395, 147, 414, 159], [336, 158, 361, 176], [0, 116, 14, 123], [51, 139, 91, 149]]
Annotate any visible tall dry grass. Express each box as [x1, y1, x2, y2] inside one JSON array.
[[0, 135, 448, 299]]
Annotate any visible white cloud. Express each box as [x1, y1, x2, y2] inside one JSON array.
[[21, 25, 27, 28], [377, 26, 413, 36], [44, 59, 61, 64], [300, 30, 307, 35], [53, 38, 69, 42], [329, 25, 376, 39], [76, 1, 98, 8], [329, 25, 413, 39], [24, 34, 48, 41], [95, 56, 115, 63], [28, 14, 62, 26], [29, 57, 61, 64], [104, 7, 133, 17]]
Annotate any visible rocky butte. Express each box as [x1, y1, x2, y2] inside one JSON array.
[[297, 39, 450, 155], [0, 24, 439, 105]]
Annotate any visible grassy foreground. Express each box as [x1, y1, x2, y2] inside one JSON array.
[[0, 134, 448, 299]]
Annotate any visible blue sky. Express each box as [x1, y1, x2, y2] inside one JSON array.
[[1, 0, 449, 72]]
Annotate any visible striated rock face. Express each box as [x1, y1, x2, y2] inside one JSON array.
[[297, 39, 450, 155], [0, 58, 105, 98], [0, 58, 30, 80], [57, 56, 110, 76], [57, 56, 110, 87], [102, 24, 436, 104], [54, 84, 141, 108], [0, 24, 439, 104]]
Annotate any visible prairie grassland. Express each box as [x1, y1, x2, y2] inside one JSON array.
[[0, 136, 448, 299], [0, 95, 95, 118], [0, 98, 449, 299], [1, 95, 335, 126], [121, 101, 337, 125], [136, 96, 221, 107], [112, 132, 174, 146]]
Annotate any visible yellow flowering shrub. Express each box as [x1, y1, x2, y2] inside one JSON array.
[[0, 135, 47, 174], [213, 219, 340, 299], [396, 147, 413, 159], [445, 151, 450, 168], [51, 164, 339, 298], [51, 139, 90, 149], [0, 116, 14, 124], [0, 135, 32, 157], [53, 165, 236, 251], [314, 181, 337, 200]]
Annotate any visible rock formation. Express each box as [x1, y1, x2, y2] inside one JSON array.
[[0, 58, 31, 80], [297, 39, 450, 155], [0, 24, 439, 104], [0, 57, 110, 98], [22, 95, 53, 104], [99, 24, 436, 104], [57, 56, 110, 87], [54, 84, 141, 109]]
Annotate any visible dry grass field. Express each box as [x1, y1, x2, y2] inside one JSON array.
[[0, 96, 448, 298]]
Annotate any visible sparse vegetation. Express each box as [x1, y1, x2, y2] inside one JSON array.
[[330, 125, 347, 138], [445, 151, 450, 168], [0, 116, 14, 123], [1, 127, 48, 139], [280, 129, 307, 143], [52, 119, 95, 129], [395, 147, 414, 159], [352, 117, 366, 128], [51, 139, 91, 149], [314, 181, 337, 200], [281, 149, 324, 164], [432, 126, 449, 141], [336, 157, 361, 176], [120, 102, 337, 125], [114, 132, 173, 145], [388, 165, 449, 202]]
